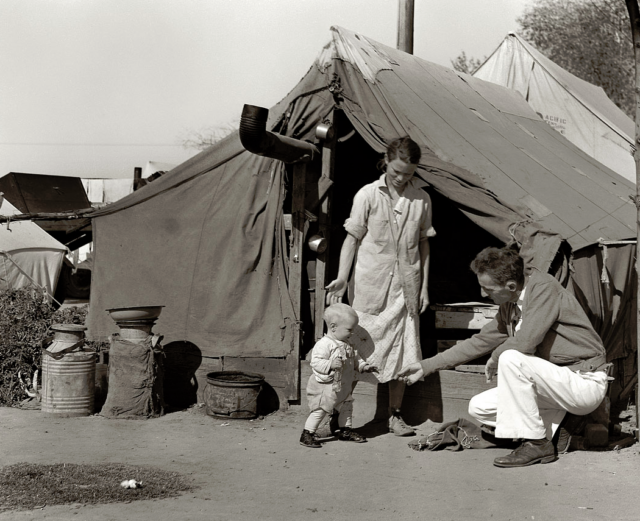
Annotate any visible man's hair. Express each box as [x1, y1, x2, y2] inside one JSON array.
[[324, 303, 359, 326], [470, 246, 524, 286]]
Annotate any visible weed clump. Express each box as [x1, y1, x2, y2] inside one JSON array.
[[0, 288, 106, 406]]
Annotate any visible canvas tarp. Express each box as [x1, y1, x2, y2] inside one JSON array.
[[473, 33, 636, 183], [87, 135, 297, 356], [0, 199, 66, 298], [87, 27, 636, 361]]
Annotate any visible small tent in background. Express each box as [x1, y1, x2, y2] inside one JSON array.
[[473, 32, 636, 183], [0, 197, 66, 299], [87, 26, 636, 412]]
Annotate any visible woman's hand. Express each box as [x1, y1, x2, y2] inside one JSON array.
[[396, 362, 424, 386], [419, 287, 430, 314], [326, 278, 347, 304]]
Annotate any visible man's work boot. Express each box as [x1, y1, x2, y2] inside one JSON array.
[[493, 439, 557, 468], [388, 411, 415, 436]]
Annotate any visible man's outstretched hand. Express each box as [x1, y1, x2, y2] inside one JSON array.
[[396, 362, 424, 386], [485, 357, 498, 383]]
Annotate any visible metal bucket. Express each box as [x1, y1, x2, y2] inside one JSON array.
[[204, 371, 264, 419], [41, 350, 96, 417]]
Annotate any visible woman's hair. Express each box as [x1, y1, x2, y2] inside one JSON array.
[[470, 245, 524, 286], [386, 136, 422, 165]]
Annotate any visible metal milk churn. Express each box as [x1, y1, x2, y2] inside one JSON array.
[[41, 324, 96, 417]]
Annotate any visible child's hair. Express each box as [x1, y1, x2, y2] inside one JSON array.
[[324, 303, 359, 326], [387, 136, 422, 165]]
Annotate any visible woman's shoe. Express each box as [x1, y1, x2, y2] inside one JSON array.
[[388, 413, 415, 436]]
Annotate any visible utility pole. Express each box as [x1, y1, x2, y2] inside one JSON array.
[[397, 0, 415, 54], [624, 0, 640, 439]]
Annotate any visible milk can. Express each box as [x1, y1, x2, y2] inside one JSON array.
[[41, 324, 96, 417]]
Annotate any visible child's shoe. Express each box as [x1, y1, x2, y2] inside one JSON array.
[[300, 429, 323, 448], [336, 427, 367, 443], [388, 412, 415, 436]]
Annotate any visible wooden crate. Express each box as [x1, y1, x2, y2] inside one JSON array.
[[433, 304, 498, 330], [432, 303, 497, 372]]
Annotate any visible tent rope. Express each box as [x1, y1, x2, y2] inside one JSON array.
[[507, 219, 535, 246]]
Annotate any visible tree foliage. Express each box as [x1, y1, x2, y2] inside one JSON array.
[[518, 0, 634, 117], [180, 122, 238, 151], [450, 51, 485, 75]]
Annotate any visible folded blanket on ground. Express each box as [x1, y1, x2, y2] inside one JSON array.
[[408, 418, 515, 451]]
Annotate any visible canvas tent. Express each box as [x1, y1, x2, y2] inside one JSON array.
[[0, 198, 66, 298], [473, 32, 636, 183], [87, 27, 637, 406]]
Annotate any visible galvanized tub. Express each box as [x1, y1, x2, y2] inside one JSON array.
[[204, 371, 264, 419]]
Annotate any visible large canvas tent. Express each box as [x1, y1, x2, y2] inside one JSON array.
[[87, 27, 637, 405], [0, 198, 66, 298], [473, 32, 636, 183]]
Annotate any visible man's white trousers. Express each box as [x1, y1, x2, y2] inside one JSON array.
[[468, 350, 608, 440]]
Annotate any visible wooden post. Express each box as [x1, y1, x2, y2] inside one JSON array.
[[133, 167, 142, 191], [314, 111, 338, 341], [624, 0, 640, 438], [397, 0, 415, 54], [285, 162, 307, 401]]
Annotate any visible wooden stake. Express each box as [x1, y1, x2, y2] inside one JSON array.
[[397, 0, 415, 54], [285, 162, 307, 401]]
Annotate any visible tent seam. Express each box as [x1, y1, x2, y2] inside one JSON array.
[[406, 61, 625, 224]]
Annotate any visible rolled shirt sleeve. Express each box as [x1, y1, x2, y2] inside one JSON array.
[[419, 192, 436, 241], [344, 189, 370, 240]]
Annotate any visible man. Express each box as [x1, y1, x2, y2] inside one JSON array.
[[398, 246, 609, 468]]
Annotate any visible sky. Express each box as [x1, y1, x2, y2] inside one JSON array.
[[0, 0, 531, 179]]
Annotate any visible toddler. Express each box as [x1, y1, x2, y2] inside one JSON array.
[[300, 303, 377, 448]]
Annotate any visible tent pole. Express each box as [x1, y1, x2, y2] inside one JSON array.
[[624, 0, 640, 439], [285, 162, 307, 401], [397, 0, 414, 54], [314, 110, 338, 342]]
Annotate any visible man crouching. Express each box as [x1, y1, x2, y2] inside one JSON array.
[[398, 245, 609, 467]]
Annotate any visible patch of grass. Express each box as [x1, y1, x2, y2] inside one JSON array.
[[0, 462, 195, 512]]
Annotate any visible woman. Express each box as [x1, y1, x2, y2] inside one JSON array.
[[326, 136, 435, 436]]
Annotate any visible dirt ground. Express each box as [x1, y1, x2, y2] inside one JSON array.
[[1, 405, 640, 521]]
